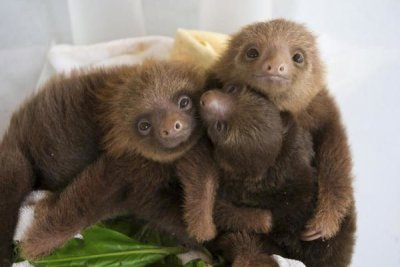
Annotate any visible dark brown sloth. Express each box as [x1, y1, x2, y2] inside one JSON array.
[[0, 60, 221, 264], [200, 84, 356, 267], [211, 18, 355, 242]]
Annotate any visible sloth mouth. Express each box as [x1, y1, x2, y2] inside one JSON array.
[[253, 74, 290, 82], [160, 129, 192, 149], [158, 118, 197, 150]]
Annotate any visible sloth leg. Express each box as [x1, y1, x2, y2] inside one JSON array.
[[0, 146, 34, 266], [217, 232, 279, 267]]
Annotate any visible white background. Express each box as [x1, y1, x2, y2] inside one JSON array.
[[0, 1, 399, 266]]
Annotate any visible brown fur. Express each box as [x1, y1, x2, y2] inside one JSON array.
[[176, 138, 218, 242], [0, 67, 113, 266], [200, 86, 355, 267], [211, 19, 355, 242], [214, 200, 273, 234], [0, 60, 216, 264], [218, 232, 280, 267]]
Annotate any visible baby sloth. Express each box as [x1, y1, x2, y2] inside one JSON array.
[[0, 60, 217, 263], [212, 18, 355, 242], [200, 85, 355, 267]]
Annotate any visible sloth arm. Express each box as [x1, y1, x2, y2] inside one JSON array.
[[302, 91, 354, 240], [19, 154, 130, 259], [20, 152, 203, 258], [213, 199, 273, 234], [175, 140, 219, 242], [176, 139, 273, 237]]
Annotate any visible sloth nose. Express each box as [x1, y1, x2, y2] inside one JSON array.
[[200, 90, 233, 120], [263, 59, 288, 76], [160, 114, 185, 139]]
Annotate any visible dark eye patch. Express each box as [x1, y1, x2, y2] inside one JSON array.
[[172, 90, 196, 105], [137, 118, 151, 135], [178, 95, 192, 110], [293, 52, 304, 63], [135, 113, 153, 136], [246, 47, 259, 59]]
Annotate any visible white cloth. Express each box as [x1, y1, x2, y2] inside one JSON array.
[[47, 36, 174, 74], [272, 255, 307, 267]]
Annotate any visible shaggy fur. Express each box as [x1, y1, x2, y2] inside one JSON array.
[[0, 60, 216, 264], [211, 19, 355, 242], [200, 85, 355, 267], [0, 67, 110, 266]]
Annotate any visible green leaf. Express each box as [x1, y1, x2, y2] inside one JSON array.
[[183, 259, 207, 267], [29, 225, 186, 267], [102, 217, 180, 247], [148, 255, 208, 267]]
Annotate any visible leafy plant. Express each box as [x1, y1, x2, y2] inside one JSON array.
[[25, 226, 185, 267], [16, 219, 225, 267]]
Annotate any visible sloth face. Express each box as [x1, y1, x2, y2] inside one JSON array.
[[136, 94, 194, 149], [233, 20, 318, 100], [214, 19, 324, 112], [132, 90, 201, 159], [200, 84, 283, 175], [102, 61, 205, 162]]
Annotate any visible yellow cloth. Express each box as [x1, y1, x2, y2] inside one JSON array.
[[170, 29, 229, 70]]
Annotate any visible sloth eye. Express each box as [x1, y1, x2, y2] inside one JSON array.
[[246, 48, 259, 59], [178, 95, 192, 110], [292, 52, 304, 63], [225, 84, 238, 94], [138, 119, 152, 135], [215, 121, 226, 133]]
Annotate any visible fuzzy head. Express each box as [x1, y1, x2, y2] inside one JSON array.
[[200, 84, 284, 176], [213, 19, 325, 113], [98, 60, 205, 162]]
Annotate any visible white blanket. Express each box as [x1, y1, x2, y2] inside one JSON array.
[[48, 36, 174, 73]]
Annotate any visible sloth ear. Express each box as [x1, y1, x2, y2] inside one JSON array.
[[280, 111, 296, 135]]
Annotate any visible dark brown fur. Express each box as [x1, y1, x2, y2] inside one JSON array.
[[0, 67, 113, 266], [0, 60, 216, 264], [200, 86, 355, 267], [211, 19, 355, 243]]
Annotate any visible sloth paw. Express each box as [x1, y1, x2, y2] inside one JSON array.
[[19, 209, 79, 259], [301, 212, 341, 241], [252, 209, 273, 234], [20, 236, 55, 260], [20, 225, 77, 260], [187, 220, 217, 242]]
